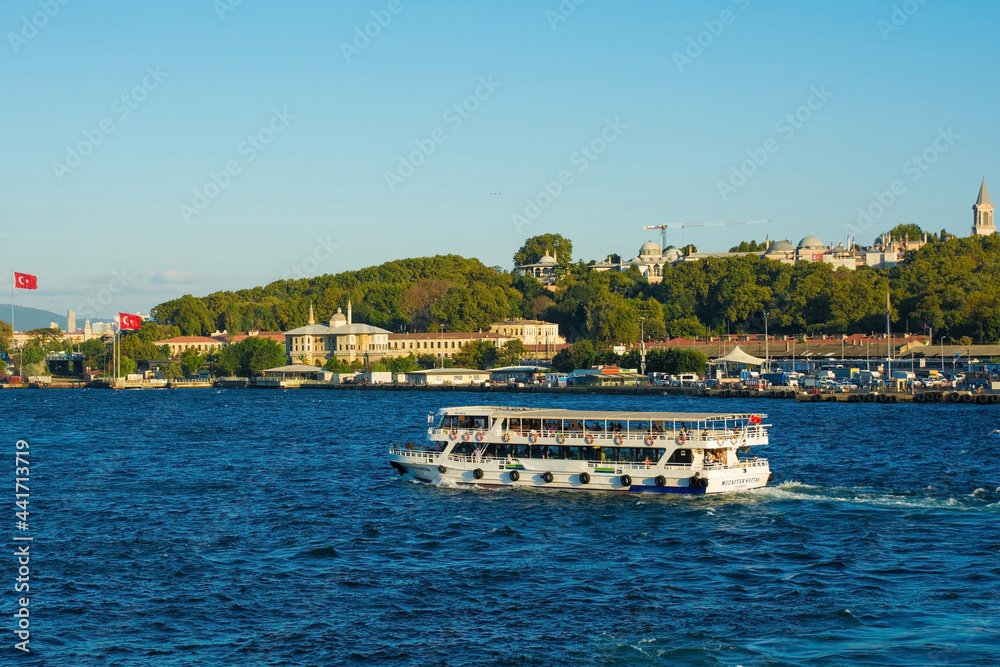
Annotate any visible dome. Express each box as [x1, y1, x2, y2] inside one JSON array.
[[766, 240, 795, 254], [797, 235, 825, 249], [640, 241, 661, 256], [537, 254, 557, 265], [662, 248, 682, 261]]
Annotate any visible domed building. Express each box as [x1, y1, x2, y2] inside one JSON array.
[[516, 251, 561, 287], [764, 239, 796, 263]]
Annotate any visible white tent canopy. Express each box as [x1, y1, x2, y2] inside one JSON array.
[[712, 345, 766, 366]]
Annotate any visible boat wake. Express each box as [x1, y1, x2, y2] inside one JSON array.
[[747, 480, 1000, 512]]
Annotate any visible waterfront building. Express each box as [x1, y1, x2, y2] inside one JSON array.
[[489, 319, 565, 346], [284, 301, 391, 366], [973, 179, 995, 236], [387, 331, 510, 361], [155, 336, 225, 356], [406, 367, 491, 385]]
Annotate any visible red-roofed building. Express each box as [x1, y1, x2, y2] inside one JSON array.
[[388, 332, 511, 361], [155, 336, 225, 356]]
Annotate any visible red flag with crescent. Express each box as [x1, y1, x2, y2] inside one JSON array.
[[119, 313, 142, 330], [748, 415, 762, 425], [13, 272, 37, 290]]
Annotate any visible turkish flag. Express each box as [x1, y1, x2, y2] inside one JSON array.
[[119, 313, 142, 330], [811, 253, 824, 262], [13, 272, 37, 290], [748, 415, 762, 425]]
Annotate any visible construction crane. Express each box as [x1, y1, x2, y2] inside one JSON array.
[[642, 220, 771, 251]]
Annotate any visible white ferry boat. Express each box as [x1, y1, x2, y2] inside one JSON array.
[[389, 406, 773, 494]]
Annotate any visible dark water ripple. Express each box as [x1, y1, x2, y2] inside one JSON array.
[[2, 390, 999, 665]]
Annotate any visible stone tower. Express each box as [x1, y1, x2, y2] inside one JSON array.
[[973, 179, 995, 236]]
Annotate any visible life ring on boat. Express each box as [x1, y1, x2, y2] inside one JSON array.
[[508, 470, 520, 482], [462, 432, 471, 442], [677, 433, 686, 445], [579, 472, 591, 484], [528, 431, 539, 444], [730, 434, 738, 445], [614, 435, 624, 446], [644, 435, 655, 446], [449, 431, 458, 440], [475, 432, 485, 442], [620, 474, 632, 487], [541, 471, 554, 484], [585, 435, 595, 445], [437, 465, 447, 474], [716, 437, 725, 446], [556, 434, 566, 444], [473, 468, 484, 480], [654, 475, 666, 487]]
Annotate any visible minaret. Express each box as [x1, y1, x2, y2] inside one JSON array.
[[347, 300, 352, 325], [973, 179, 995, 236], [308, 302, 315, 325]]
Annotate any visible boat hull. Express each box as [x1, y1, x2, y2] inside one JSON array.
[[391, 456, 771, 495]]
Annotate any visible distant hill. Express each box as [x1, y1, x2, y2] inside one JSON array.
[[0, 305, 69, 331], [0, 305, 110, 332]]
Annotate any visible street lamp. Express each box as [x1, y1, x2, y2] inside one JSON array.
[[639, 317, 646, 376], [762, 310, 769, 373]]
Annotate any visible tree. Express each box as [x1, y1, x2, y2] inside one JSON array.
[[21, 347, 45, 365], [323, 357, 353, 373], [551, 340, 596, 372], [668, 316, 706, 339], [0, 319, 12, 353], [495, 339, 526, 367], [77, 338, 109, 370], [162, 363, 183, 380], [416, 353, 437, 369], [181, 351, 204, 376], [453, 340, 498, 370], [885, 223, 924, 242], [217, 336, 286, 377], [513, 234, 573, 267]]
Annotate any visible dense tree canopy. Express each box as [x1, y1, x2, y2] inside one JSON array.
[[513, 234, 573, 267], [149, 235, 1000, 355]]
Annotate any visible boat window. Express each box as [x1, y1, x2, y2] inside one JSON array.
[[564, 446, 581, 460], [628, 421, 649, 433], [585, 420, 605, 432], [667, 448, 692, 464], [524, 418, 542, 433], [514, 444, 531, 458], [564, 419, 583, 432], [542, 419, 561, 434], [508, 418, 521, 434], [472, 417, 487, 430], [607, 420, 625, 433], [584, 446, 602, 462], [600, 447, 618, 462]]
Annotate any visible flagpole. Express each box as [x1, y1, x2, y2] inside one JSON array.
[[10, 270, 16, 380]]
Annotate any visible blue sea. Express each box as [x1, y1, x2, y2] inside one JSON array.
[[3, 389, 999, 666]]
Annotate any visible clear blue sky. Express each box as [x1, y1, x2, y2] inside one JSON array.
[[2, 0, 997, 318]]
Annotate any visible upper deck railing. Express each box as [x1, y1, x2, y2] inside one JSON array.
[[425, 425, 768, 447]]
